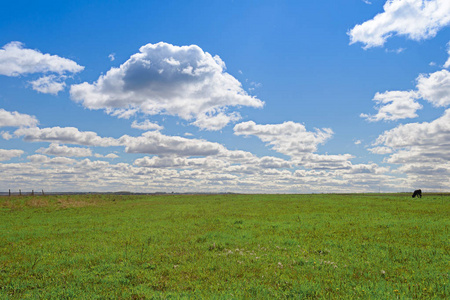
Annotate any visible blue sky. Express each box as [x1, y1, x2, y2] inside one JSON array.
[[1, 0, 450, 193]]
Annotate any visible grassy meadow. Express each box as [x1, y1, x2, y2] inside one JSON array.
[[0, 193, 449, 299]]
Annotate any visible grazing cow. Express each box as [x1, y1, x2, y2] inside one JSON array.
[[412, 189, 422, 198]]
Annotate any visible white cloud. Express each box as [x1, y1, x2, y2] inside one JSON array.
[[29, 75, 66, 95], [296, 153, 354, 170], [375, 108, 450, 149], [0, 149, 24, 161], [108, 53, 115, 61], [1, 131, 13, 140], [233, 121, 333, 157], [70, 42, 263, 130], [417, 69, 450, 107], [361, 90, 422, 121], [0, 41, 84, 95], [444, 42, 450, 68], [258, 156, 291, 169], [105, 153, 119, 159], [0, 41, 84, 76], [119, 131, 226, 156], [36, 143, 92, 157], [362, 0, 372, 4], [131, 119, 163, 131], [373, 109, 450, 184], [14, 126, 120, 147], [385, 47, 406, 54], [191, 111, 241, 131], [368, 146, 393, 154], [0, 152, 398, 193], [134, 156, 228, 169], [349, 0, 450, 48], [28, 154, 76, 165], [354, 140, 362, 145], [0, 109, 39, 128], [94, 153, 119, 159]]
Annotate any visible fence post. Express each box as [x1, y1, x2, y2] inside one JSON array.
[[19, 189, 21, 196], [9, 189, 11, 196], [42, 190, 45, 196], [31, 190, 34, 196]]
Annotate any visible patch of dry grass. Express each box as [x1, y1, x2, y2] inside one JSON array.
[[57, 197, 97, 208], [26, 198, 49, 208]]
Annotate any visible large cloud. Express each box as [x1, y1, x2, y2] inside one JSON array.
[[233, 121, 333, 157], [0, 109, 39, 128], [349, 0, 450, 48], [70, 42, 264, 130]]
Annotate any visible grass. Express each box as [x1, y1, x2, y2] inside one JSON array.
[[0, 193, 449, 299]]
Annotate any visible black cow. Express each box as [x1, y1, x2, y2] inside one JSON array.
[[412, 189, 422, 198]]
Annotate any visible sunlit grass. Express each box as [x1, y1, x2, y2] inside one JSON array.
[[1, 193, 448, 298]]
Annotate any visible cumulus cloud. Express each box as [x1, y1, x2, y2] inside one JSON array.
[[258, 156, 291, 169], [349, 0, 450, 48], [1, 131, 13, 140], [28, 154, 77, 165], [0, 42, 83, 94], [29, 75, 66, 95], [373, 109, 450, 184], [36, 143, 92, 157], [0, 109, 39, 128], [70, 42, 263, 130], [131, 119, 163, 131], [296, 153, 354, 170], [134, 156, 228, 169], [233, 121, 333, 157], [0, 149, 24, 161], [417, 69, 450, 107], [105, 153, 119, 159], [119, 131, 226, 156], [375, 108, 450, 149], [14, 126, 120, 147], [192, 111, 241, 131], [361, 90, 422, 121], [0, 41, 84, 76], [368, 146, 393, 154], [0, 150, 398, 193], [94, 153, 119, 159]]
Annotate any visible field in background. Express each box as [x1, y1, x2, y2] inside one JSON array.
[[0, 193, 448, 299]]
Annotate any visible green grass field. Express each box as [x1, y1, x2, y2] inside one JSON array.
[[0, 193, 449, 299]]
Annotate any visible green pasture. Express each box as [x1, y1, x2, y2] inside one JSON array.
[[0, 193, 449, 299]]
